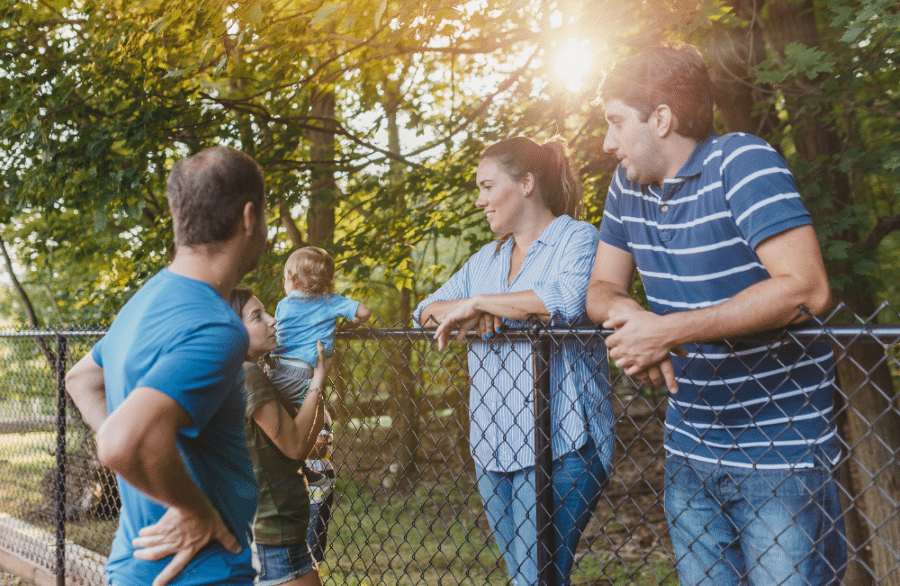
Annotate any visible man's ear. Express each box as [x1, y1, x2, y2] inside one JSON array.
[[653, 104, 676, 138], [242, 201, 257, 237]]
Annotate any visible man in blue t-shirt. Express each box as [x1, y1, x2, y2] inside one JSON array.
[[586, 44, 846, 586], [65, 147, 268, 586]]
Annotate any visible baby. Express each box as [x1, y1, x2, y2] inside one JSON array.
[[269, 246, 370, 484]]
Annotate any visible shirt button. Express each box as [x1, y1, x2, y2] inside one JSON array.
[[661, 205, 669, 211]]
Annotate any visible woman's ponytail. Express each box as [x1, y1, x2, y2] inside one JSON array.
[[540, 137, 583, 220]]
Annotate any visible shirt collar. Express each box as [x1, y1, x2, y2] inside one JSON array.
[[498, 214, 571, 253], [674, 132, 719, 179], [534, 214, 572, 246]]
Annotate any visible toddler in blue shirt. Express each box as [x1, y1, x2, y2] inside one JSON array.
[[269, 247, 370, 483]]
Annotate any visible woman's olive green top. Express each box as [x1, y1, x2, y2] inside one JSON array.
[[243, 362, 310, 545]]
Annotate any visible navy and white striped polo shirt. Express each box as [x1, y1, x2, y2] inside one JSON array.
[[600, 132, 839, 469]]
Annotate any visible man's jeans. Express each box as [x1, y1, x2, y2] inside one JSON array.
[[476, 439, 607, 586], [665, 454, 846, 586]]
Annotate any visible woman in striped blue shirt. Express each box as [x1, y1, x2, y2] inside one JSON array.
[[414, 136, 614, 586]]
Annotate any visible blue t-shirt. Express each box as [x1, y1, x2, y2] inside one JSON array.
[[599, 132, 839, 470], [91, 269, 258, 586], [413, 215, 614, 474], [273, 292, 359, 364]]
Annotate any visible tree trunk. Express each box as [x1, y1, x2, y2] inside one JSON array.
[[702, 0, 779, 138], [831, 294, 900, 586], [709, 2, 900, 583], [307, 91, 337, 248], [0, 231, 56, 366], [383, 89, 421, 487], [765, 2, 900, 583]]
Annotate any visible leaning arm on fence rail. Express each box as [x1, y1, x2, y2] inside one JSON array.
[[422, 291, 551, 351], [95, 385, 242, 586], [587, 241, 686, 392], [589, 226, 832, 392], [65, 353, 108, 432]]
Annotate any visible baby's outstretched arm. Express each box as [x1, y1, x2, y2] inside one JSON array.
[[354, 302, 371, 324]]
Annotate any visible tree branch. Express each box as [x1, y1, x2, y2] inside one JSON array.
[[866, 215, 900, 251], [0, 230, 56, 367], [278, 197, 304, 248]]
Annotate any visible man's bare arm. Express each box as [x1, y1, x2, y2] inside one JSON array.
[[602, 225, 832, 387], [65, 354, 108, 432], [586, 242, 683, 390], [586, 242, 641, 324], [97, 387, 241, 586]]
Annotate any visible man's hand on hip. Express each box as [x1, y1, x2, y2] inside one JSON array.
[[132, 504, 242, 586]]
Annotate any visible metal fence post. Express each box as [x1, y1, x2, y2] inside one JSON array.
[[532, 325, 555, 586], [54, 335, 67, 586]]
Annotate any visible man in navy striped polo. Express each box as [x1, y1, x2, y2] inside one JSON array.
[[586, 44, 846, 586]]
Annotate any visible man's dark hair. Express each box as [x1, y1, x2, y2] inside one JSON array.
[[598, 44, 715, 141], [166, 146, 265, 246]]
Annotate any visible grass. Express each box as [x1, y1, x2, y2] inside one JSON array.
[[318, 478, 677, 586], [0, 573, 31, 586], [0, 431, 117, 557], [0, 430, 677, 586]]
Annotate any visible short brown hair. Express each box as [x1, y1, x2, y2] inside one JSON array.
[[166, 146, 265, 246], [599, 44, 715, 141], [284, 247, 334, 296]]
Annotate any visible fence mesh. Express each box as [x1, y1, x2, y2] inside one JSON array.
[[0, 304, 898, 586]]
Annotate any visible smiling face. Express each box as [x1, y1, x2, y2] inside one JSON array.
[[241, 295, 277, 359], [603, 99, 668, 186], [475, 157, 527, 234]]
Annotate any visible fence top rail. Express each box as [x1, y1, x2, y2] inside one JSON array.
[[0, 329, 106, 339], [334, 324, 900, 344], [2, 325, 899, 344]]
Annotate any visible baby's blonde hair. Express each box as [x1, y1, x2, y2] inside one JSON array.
[[284, 247, 334, 296]]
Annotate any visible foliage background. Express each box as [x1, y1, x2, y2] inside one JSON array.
[[2, 0, 900, 583]]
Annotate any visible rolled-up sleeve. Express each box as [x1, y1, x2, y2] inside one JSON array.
[[531, 223, 600, 323], [413, 260, 471, 326]]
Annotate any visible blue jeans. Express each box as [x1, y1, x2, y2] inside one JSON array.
[[665, 454, 846, 586], [476, 439, 608, 586]]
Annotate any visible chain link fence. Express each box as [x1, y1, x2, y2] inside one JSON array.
[[0, 303, 898, 585]]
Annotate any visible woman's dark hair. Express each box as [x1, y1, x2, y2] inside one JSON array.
[[482, 136, 583, 221], [229, 287, 255, 318], [598, 43, 715, 141]]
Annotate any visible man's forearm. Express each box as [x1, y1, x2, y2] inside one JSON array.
[[586, 280, 644, 325], [657, 273, 829, 349], [98, 414, 215, 518]]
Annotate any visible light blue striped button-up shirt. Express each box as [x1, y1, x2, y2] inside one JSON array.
[[414, 215, 614, 473]]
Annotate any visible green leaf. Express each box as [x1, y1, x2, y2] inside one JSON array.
[[311, 4, 341, 25], [374, 0, 387, 28]]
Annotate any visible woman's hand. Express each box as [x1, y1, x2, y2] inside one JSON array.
[[433, 297, 502, 351], [310, 341, 334, 390]]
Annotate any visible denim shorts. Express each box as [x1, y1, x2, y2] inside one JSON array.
[[256, 541, 318, 586], [665, 454, 846, 586]]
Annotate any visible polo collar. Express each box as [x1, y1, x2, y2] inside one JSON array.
[[675, 132, 719, 179]]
